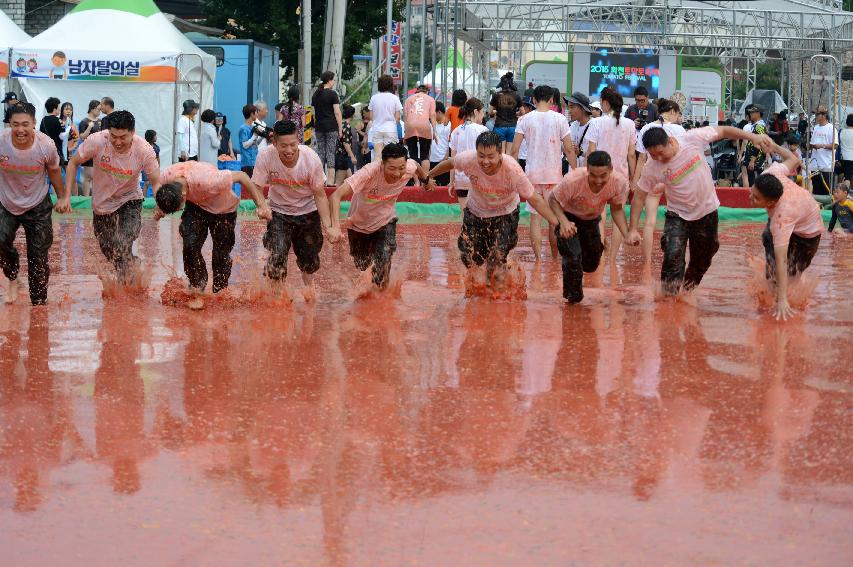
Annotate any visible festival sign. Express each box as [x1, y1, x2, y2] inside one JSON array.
[[381, 21, 403, 85], [9, 49, 179, 82], [589, 48, 660, 98]]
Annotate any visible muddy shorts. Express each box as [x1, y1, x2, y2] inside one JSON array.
[[458, 206, 520, 269], [180, 201, 237, 292], [762, 225, 821, 282], [263, 210, 324, 280], [347, 219, 397, 288], [660, 209, 719, 295], [0, 194, 53, 305], [555, 212, 603, 303], [92, 199, 142, 283]]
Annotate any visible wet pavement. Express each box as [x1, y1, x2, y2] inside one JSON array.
[[1, 213, 852, 566]]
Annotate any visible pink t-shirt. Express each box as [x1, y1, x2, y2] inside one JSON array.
[[763, 162, 824, 243], [449, 122, 489, 188], [453, 150, 534, 218], [638, 127, 720, 222], [551, 168, 629, 220], [514, 110, 570, 185], [404, 93, 436, 140], [253, 145, 324, 216], [346, 159, 418, 233], [587, 115, 636, 179], [0, 129, 59, 215], [161, 161, 239, 215], [75, 130, 159, 215]]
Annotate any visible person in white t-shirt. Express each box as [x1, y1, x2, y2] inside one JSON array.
[[809, 107, 838, 195], [253, 101, 270, 151], [566, 91, 595, 168], [838, 113, 853, 182], [428, 102, 452, 186], [510, 85, 576, 261], [448, 98, 489, 213], [586, 86, 636, 285], [176, 99, 199, 162], [368, 74, 403, 162], [516, 97, 535, 170]]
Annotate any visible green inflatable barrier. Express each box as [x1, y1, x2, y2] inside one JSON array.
[[57, 196, 834, 222]]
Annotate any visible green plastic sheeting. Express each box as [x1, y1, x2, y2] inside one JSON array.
[[57, 196, 834, 222]]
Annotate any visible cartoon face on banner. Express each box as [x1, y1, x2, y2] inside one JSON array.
[[9, 50, 179, 82], [589, 48, 660, 98]]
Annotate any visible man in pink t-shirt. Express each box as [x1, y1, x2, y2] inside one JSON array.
[[252, 120, 334, 296], [67, 110, 160, 284], [403, 86, 437, 171], [0, 102, 70, 305], [547, 151, 629, 303], [749, 143, 823, 320], [328, 142, 435, 289], [155, 161, 270, 303], [429, 131, 562, 282], [627, 125, 772, 295]]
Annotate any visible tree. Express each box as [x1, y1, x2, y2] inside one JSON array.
[[202, 0, 403, 82]]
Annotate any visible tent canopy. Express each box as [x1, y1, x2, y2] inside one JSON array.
[[1, 10, 31, 88], [13, 0, 216, 166]]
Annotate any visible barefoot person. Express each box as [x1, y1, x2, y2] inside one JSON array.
[[154, 161, 271, 308], [429, 131, 561, 283], [548, 151, 630, 303], [327, 143, 435, 290], [749, 141, 823, 320], [510, 85, 577, 261], [626, 125, 772, 295], [66, 110, 160, 285], [0, 102, 71, 305], [252, 120, 334, 298]]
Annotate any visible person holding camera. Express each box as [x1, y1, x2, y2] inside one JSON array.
[[238, 103, 271, 177], [624, 86, 658, 131]]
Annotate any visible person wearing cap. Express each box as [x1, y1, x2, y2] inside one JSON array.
[[740, 104, 768, 187], [403, 84, 437, 172], [590, 101, 603, 118], [566, 91, 594, 168], [177, 99, 200, 162], [3, 92, 19, 127], [809, 106, 838, 195]]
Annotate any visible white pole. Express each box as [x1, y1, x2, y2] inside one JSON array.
[[385, 0, 393, 75], [302, 0, 312, 105]]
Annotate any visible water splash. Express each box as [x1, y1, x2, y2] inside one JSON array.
[[464, 261, 528, 301]]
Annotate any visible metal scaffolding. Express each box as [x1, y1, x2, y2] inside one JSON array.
[[422, 0, 853, 109]]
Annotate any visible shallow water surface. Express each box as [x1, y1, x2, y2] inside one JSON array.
[[1, 214, 852, 566]]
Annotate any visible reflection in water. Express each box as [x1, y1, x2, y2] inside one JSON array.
[[1, 219, 852, 566]]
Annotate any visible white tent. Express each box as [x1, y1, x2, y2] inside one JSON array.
[[11, 0, 215, 166], [0, 10, 30, 97]]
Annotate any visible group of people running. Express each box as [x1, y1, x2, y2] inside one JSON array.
[[0, 82, 826, 319]]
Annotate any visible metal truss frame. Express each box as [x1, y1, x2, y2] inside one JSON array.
[[424, 0, 853, 109]]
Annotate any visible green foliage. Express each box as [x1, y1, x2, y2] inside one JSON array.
[[681, 55, 782, 107], [202, 0, 403, 82]]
